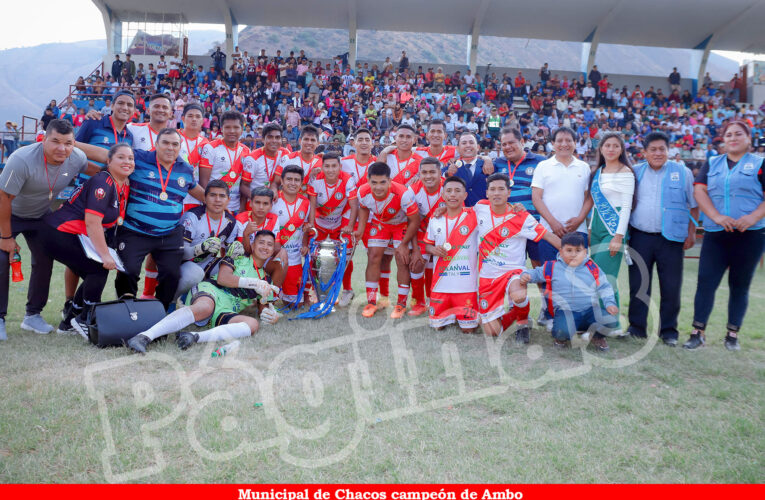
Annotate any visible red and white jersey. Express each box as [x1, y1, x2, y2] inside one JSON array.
[[410, 179, 445, 238], [200, 139, 251, 211], [271, 194, 311, 266], [424, 210, 480, 293], [414, 145, 458, 164], [180, 133, 209, 207], [234, 211, 281, 245], [242, 146, 290, 189], [357, 181, 417, 227], [340, 154, 376, 187], [127, 123, 159, 151], [385, 150, 421, 187], [474, 200, 546, 279], [280, 151, 322, 193], [307, 171, 357, 230]]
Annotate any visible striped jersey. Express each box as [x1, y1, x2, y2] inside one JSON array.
[[124, 150, 196, 236], [74, 116, 133, 186], [493, 153, 545, 218]]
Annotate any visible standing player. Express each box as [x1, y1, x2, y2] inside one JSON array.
[[243, 122, 290, 194], [280, 125, 322, 195], [408, 157, 445, 316], [199, 111, 251, 212], [307, 152, 358, 307], [341, 127, 376, 186], [179, 103, 210, 211], [354, 162, 420, 318], [476, 173, 561, 340], [381, 124, 421, 188], [127, 94, 174, 152], [423, 176, 479, 333], [414, 119, 457, 164], [127, 232, 281, 354], [272, 165, 312, 306], [176, 180, 238, 301], [235, 187, 287, 292]]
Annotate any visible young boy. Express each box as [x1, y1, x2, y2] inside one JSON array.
[[520, 232, 619, 351], [423, 176, 479, 333], [235, 186, 286, 291], [126, 233, 281, 354], [307, 152, 358, 306]]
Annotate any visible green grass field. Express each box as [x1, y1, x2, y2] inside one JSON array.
[[0, 243, 763, 483]]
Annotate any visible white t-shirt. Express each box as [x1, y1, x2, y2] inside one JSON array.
[[531, 155, 591, 233], [425, 210, 479, 293], [474, 201, 546, 279]]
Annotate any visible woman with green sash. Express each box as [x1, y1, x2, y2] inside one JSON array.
[[589, 133, 636, 335]]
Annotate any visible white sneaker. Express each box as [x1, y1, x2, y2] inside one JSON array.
[[20, 314, 53, 335], [338, 290, 355, 307], [605, 328, 625, 338]]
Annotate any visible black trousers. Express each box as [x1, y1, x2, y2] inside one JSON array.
[[115, 226, 184, 310], [41, 229, 109, 306], [627, 227, 685, 340], [0, 215, 54, 319]]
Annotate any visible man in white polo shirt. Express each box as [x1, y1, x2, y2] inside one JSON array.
[[531, 126, 593, 326]]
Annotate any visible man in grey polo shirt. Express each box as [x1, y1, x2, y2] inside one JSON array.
[[0, 119, 91, 339]]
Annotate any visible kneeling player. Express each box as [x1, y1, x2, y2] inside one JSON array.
[[127, 234, 281, 353], [423, 176, 479, 333], [236, 186, 287, 291], [307, 152, 358, 306], [476, 173, 561, 340], [176, 180, 238, 301], [354, 162, 420, 318]]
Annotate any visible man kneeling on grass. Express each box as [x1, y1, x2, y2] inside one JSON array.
[[127, 232, 281, 353], [520, 232, 619, 351]]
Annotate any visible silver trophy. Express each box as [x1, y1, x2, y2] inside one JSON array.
[[307, 230, 354, 303]]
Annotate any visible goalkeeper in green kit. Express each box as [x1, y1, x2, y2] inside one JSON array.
[[127, 230, 282, 353]]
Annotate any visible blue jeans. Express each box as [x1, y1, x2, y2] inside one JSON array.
[[552, 307, 619, 341]]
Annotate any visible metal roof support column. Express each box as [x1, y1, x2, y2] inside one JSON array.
[[348, 0, 358, 73], [691, 35, 713, 95], [218, 1, 238, 60]]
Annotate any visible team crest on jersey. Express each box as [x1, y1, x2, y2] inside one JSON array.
[[140, 137, 146, 143], [670, 172, 680, 181], [501, 227, 509, 237], [526, 166, 534, 175], [334, 192, 343, 200], [299, 211, 305, 218], [480, 299, 489, 310], [403, 170, 411, 178], [429, 307, 435, 316], [220, 156, 226, 161], [148, 171, 156, 179], [178, 176, 186, 187], [370, 227, 378, 236], [94, 188, 105, 200], [438, 201, 446, 208], [113, 200, 118, 208], [103, 137, 110, 144], [387, 207, 396, 214], [183, 218, 193, 228], [459, 225, 469, 235], [119, 242, 126, 251]]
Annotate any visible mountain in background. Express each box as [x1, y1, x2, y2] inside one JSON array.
[[0, 26, 740, 124]]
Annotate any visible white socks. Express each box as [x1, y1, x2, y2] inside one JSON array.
[[196, 322, 251, 343], [141, 307, 195, 341]]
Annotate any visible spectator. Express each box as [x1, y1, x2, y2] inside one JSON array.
[[111, 55, 123, 81], [2, 121, 19, 161], [668, 67, 681, 93]]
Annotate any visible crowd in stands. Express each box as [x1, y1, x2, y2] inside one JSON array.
[[47, 47, 765, 172]]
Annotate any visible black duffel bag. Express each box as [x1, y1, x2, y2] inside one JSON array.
[[86, 297, 167, 348]]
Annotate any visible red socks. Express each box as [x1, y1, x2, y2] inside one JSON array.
[[365, 282, 378, 305], [397, 284, 410, 307], [411, 276, 426, 305], [343, 261, 353, 291]]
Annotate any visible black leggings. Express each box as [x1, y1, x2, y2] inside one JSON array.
[[692, 228, 765, 332], [42, 229, 109, 307]]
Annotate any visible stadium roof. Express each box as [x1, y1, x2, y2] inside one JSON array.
[[94, 0, 765, 53]]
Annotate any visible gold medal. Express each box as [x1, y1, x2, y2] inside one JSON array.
[[117, 216, 124, 226], [48, 191, 53, 201], [454, 160, 464, 168], [443, 243, 452, 251], [159, 191, 168, 201]]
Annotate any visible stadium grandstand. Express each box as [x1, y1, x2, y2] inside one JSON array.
[[4, 0, 765, 166]]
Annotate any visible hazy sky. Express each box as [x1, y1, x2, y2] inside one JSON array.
[[3, 0, 760, 64]]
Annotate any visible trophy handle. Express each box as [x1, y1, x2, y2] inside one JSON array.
[[339, 233, 357, 258], [306, 227, 318, 240]]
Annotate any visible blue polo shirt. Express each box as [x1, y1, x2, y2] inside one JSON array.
[[75, 116, 133, 186], [494, 152, 545, 218], [124, 150, 196, 236]]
